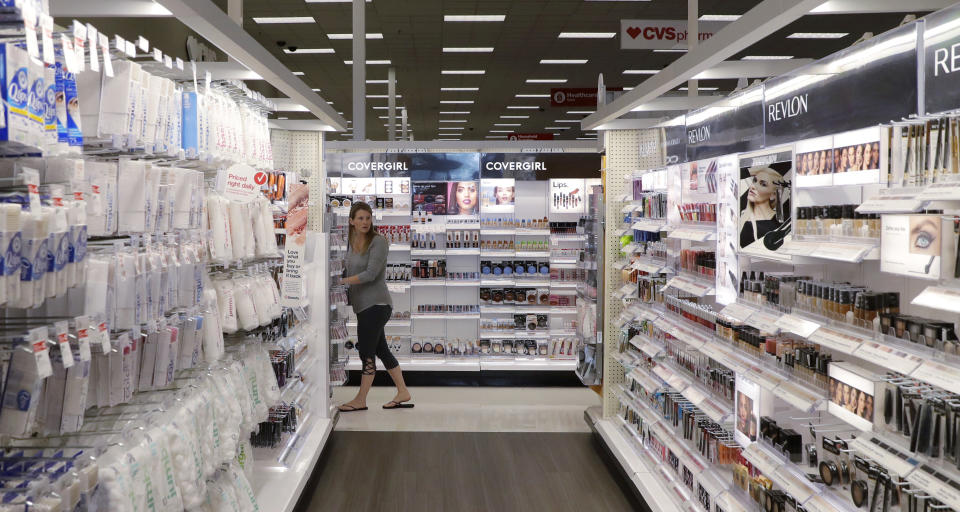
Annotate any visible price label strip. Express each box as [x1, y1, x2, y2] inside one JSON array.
[[29, 327, 53, 379], [910, 360, 960, 396], [906, 466, 960, 509], [857, 193, 926, 214], [911, 285, 960, 314], [748, 310, 782, 335], [808, 327, 865, 354], [852, 341, 923, 375], [774, 313, 820, 338], [851, 436, 918, 478], [54, 321, 74, 369], [811, 242, 872, 262], [719, 302, 758, 323]]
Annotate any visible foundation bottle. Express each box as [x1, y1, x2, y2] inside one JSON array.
[[883, 292, 900, 315], [795, 207, 808, 236], [838, 289, 853, 322], [869, 213, 881, 238], [841, 205, 855, 237]]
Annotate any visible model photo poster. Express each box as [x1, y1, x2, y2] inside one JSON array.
[[828, 363, 878, 432], [738, 150, 793, 260], [549, 179, 586, 214], [281, 184, 308, 306], [734, 374, 761, 447], [447, 180, 480, 216], [412, 182, 448, 215], [481, 179, 516, 213], [715, 155, 740, 305]]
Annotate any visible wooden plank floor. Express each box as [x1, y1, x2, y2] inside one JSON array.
[[295, 431, 645, 512]]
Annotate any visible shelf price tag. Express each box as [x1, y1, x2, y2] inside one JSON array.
[[164, 55, 172, 69], [808, 327, 863, 354], [54, 321, 74, 369], [852, 341, 923, 375], [719, 302, 756, 323], [851, 437, 917, 477], [811, 242, 870, 262], [29, 327, 53, 379], [748, 310, 781, 335], [124, 40, 136, 58], [137, 36, 149, 54], [96, 318, 111, 353], [86, 24, 99, 72], [72, 20, 87, 72], [21, 2, 39, 59], [911, 360, 960, 395], [175, 57, 184, 71], [74, 316, 92, 362], [911, 285, 960, 314], [857, 193, 925, 214], [153, 48, 162, 63], [99, 34, 113, 77], [60, 35, 77, 73], [40, 14, 54, 64], [918, 180, 960, 201], [775, 314, 820, 338]]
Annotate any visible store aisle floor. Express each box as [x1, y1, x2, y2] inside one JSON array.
[[332, 385, 599, 432], [295, 430, 643, 512]]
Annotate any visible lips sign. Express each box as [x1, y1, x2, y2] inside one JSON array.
[[254, 172, 267, 185], [626, 27, 642, 39]]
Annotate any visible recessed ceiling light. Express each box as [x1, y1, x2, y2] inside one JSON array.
[[653, 49, 687, 53], [558, 32, 616, 38], [440, 111, 470, 114], [292, 71, 305, 76], [441, 87, 479, 91], [545, 126, 571, 130], [441, 127, 465, 130], [440, 120, 468, 123], [442, 70, 486, 75], [490, 130, 515, 133], [366, 94, 402, 98], [366, 79, 389, 84], [787, 32, 848, 39], [444, 15, 505, 22], [253, 16, 314, 23], [567, 110, 595, 114], [699, 14, 740, 21], [495, 123, 521, 126], [441, 100, 474, 104], [623, 69, 658, 74], [284, 48, 335, 54], [741, 55, 793, 60], [678, 86, 719, 91], [507, 106, 539, 109], [516, 94, 550, 98], [277, 116, 289, 120], [554, 120, 580, 123], [486, 136, 508, 139], [540, 59, 588, 64], [311, 88, 321, 92], [327, 33, 384, 39], [577, 137, 598, 140], [526, 78, 567, 83], [500, 115, 529, 119], [443, 47, 494, 53], [344, 60, 392, 65]]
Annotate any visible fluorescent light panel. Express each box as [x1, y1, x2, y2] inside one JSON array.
[[554, 120, 580, 123], [440, 100, 474, 104], [284, 48, 334, 54], [444, 15, 505, 22], [526, 78, 567, 83], [741, 55, 793, 60], [441, 127, 465, 130], [440, 111, 470, 114], [558, 32, 616, 38], [366, 79, 389, 84], [653, 49, 687, 52], [440, 87, 479, 91], [366, 94, 402, 98], [699, 14, 740, 21], [500, 115, 529, 119], [539, 59, 587, 64], [344, 60, 392, 64], [490, 130, 515, 133], [516, 94, 550, 98], [623, 69, 658, 74], [486, 136, 508, 139], [495, 123, 521, 126], [442, 70, 485, 75], [292, 71, 305, 76], [678, 86, 719, 91], [327, 33, 383, 39], [545, 126, 571, 130], [787, 32, 848, 39], [507, 106, 539, 109], [439, 120, 468, 123], [443, 47, 494, 53], [567, 110, 594, 114], [253, 16, 314, 23]]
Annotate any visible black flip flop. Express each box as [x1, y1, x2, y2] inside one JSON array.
[[383, 401, 415, 410], [338, 404, 368, 412]]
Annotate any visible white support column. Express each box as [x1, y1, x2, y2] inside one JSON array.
[[401, 107, 408, 141], [352, 0, 366, 141], [388, 67, 397, 141], [227, 0, 242, 25], [688, 0, 698, 98]]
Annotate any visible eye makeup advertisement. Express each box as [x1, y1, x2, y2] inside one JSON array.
[[738, 150, 793, 260], [480, 179, 515, 213], [715, 154, 740, 305], [735, 375, 760, 447], [827, 363, 878, 432], [411, 182, 448, 215], [880, 214, 946, 280]]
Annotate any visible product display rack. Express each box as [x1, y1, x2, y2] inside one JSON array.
[[591, 6, 960, 511], [326, 170, 599, 376]]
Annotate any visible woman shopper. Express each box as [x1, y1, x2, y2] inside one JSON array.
[[338, 202, 414, 411]]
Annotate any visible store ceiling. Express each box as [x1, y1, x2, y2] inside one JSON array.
[[236, 0, 928, 141]]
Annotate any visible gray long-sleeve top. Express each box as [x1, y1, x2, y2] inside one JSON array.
[[344, 234, 392, 313]]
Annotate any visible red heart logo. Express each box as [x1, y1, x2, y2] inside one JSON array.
[[627, 27, 642, 39], [254, 172, 268, 185]]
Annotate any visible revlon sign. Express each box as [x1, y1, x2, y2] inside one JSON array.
[[620, 20, 728, 50]]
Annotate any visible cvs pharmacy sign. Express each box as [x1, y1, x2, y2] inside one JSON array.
[[620, 20, 728, 50]]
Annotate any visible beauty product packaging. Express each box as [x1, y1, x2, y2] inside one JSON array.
[[96, 59, 141, 141], [206, 192, 234, 263], [0, 203, 20, 307], [233, 277, 259, 331], [116, 158, 146, 233], [16, 210, 48, 308], [181, 90, 200, 158], [0, 43, 37, 151], [84, 160, 117, 236], [42, 62, 57, 151], [201, 288, 225, 363], [0, 346, 46, 435]]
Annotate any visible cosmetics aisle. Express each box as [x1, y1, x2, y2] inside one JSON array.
[[324, 163, 601, 377], [594, 6, 960, 512], [0, 4, 335, 512]]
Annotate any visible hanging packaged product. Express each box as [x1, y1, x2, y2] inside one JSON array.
[[0, 43, 38, 152], [0, 203, 21, 307]]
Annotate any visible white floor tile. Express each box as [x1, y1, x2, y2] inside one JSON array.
[[333, 386, 600, 433]]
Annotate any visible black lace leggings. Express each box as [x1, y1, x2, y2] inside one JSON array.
[[356, 305, 398, 375]]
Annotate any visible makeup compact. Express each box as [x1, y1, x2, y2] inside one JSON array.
[[851, 479, 868, 507], [819, 460, 839, 486], [411, 342, 422, 353]]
